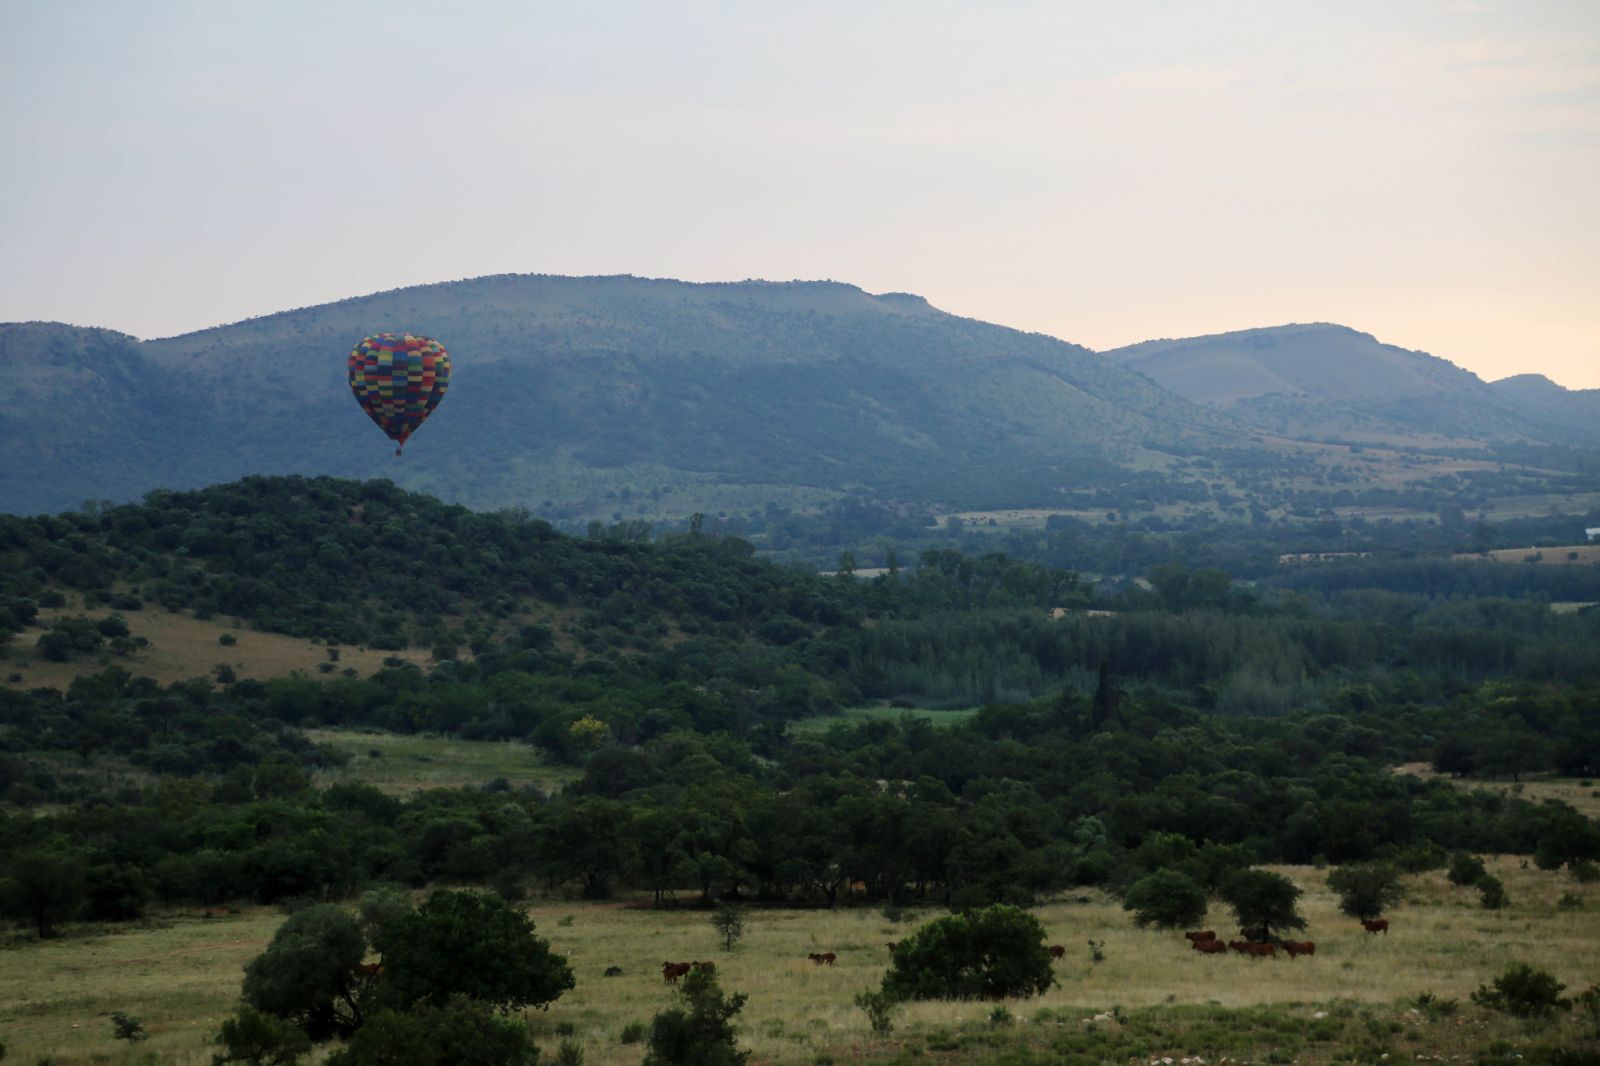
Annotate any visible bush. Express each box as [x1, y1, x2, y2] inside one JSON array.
[[557, 1039, 583, 1066], [212, 1004, 311, 1065], [220, 633, 238, 646], [853, 989, 898, 1034], [110, 1012, 146, 1042], [619, 1021, 647, 1044], [325, 998, 536, 1066], [1472, 963, 1571, 1017], [1447, 852, 1487, 887], [376, 889, 574, 1014], [1571, 860, 1600, 885], [1121, 868, 1207, 929], [1478, 874, 1510, 910], [880, 904, 1054, 1001], [1327, 863, 1405, 921], [642, 967, 749, 1066]]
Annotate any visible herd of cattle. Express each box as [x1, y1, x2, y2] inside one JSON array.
[[652, 919, 1395, 982], [1182, 918, 1390, 960]]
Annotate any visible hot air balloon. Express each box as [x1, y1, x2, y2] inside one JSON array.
[[347, 333, 451, 455]]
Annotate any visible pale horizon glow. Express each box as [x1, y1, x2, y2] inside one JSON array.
[[2, 1, 1597, 387]]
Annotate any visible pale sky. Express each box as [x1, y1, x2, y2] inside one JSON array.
[[3, 1, 1597, 387]]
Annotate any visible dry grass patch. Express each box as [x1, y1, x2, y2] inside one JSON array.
[[2, 606, 429, 692]]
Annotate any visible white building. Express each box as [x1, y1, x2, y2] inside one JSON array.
[[1588, 527, 1600, 542]]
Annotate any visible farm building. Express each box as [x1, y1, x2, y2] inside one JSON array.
[[1588, 527, 1600, 541]]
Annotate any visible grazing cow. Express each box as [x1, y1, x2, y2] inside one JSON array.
[[1227, 940, 1249, 954], [1194, 938, 1228, 955], [662, 961, 692, 983], [1282, 941, 1315, 959], [1048, 944, 1067, 959], [1240, 942, 1277, 959], [819, 951, 836, 966], [886, 942, 898, 953], [1240, 926, 1271, 942], [1184, 930, 1216, 943], [1361, 918, 1389, 935], [354, 962, 384, 978], [691, 960, 716, 975]]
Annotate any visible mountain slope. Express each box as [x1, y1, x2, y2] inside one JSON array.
[[1490, 374, 1600, 446], [5, 275, 1223, 516], [1103, 323, 1551, 444]]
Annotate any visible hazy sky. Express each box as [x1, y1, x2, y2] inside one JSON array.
[[3, 1, 1597, 386]]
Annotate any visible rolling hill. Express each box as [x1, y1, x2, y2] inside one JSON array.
[[3, 275, 1225, 516], [1102, 323, 1556, 445], [3, 278, 1596, 520]]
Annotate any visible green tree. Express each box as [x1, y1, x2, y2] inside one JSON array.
[[1326, 863, 1405, 921], [326, 998, 536, 1066], [241, 905, 367, 1041], [376, 890, 573, 1013], [212, 1004, 311, 1066], [1122, 869, 1208, 929], [881, 904, 1053, 1001], [643, 967, 749, 1066], [1446, 852, 1486, 887], [1472, 964, 1571, 1018], [1219, 868, 1306, 940], [710, 903, 744, 951], [1478, 874, 1509, 910], [0, 851, 87, 938]]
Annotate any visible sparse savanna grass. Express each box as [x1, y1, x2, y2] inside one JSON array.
[[2, 860, 1596, 1065], [1, 605, 430, 692], [308, 729, 581, 796]]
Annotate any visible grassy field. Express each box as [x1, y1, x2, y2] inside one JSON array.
[[1451, 544, 1600, 566], [788, 705, 980, 734], [1, 606, 431, 692], [2, 858, 1595, 1065], [308, 729, 581, 796]]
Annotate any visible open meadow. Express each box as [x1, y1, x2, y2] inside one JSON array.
[[2, 858, 1595, 1065], [308, 729, 581, 796]]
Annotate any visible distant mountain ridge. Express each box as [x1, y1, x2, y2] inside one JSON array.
[[3, 276, 1595, 518], [1101, 322, 1580, 445], [2, 275, 1221, 516]]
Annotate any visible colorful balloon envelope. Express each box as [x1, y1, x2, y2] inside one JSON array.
[[347, 333, 451, 455]]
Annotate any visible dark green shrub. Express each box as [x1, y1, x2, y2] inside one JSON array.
[[1448, 852, 1487, 887], [212, 1004, 311, 1065], [619, 1021, 647, 1044], [1121, 869, 1207, 929], [853, 989, 897, 1034], [642, 968, 749, 1066], [1327, 864, 1405, 921], [1478, 874, 1509, 910], [324, 999, 536, 1066], [881, 904, 1053, 1001], [110, 1012, 146, 1042], [1471, 963, 1571, 1017]]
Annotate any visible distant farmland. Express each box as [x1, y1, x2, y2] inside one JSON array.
[[1451, 544, 1600, 565]]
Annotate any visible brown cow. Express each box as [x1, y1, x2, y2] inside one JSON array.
[[1240, 942, 1277, 959], [1227, 940, 1251, 954], [1184, 930, 1216, 943], [1193, 938, 1228, 955], [662, 961, 692, 982], [807, 952, 837, 966], [1239, 926, 1271, 942], [1282, 941, 1316, 959], [1361, 918, 1389, 935], [1047, 944, 1066, 959], [886, 942, 898, 953]]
